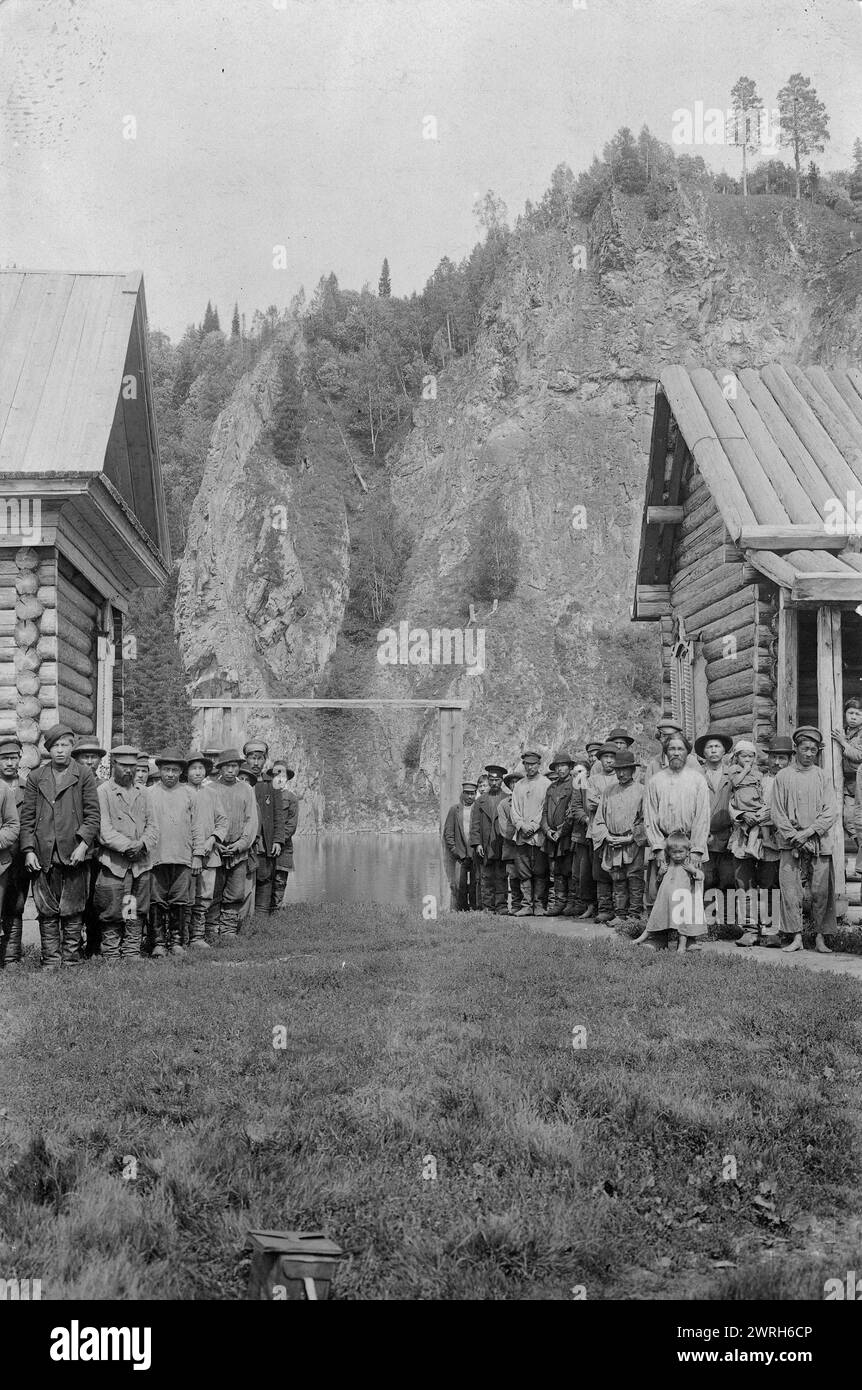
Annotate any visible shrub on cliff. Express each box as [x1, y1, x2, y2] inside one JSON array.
[[268, 345, 305, 467], [468, 501, 520, 605]]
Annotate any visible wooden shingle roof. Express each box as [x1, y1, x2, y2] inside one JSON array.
[[636, 364, 862, 607], [0, 269, 170, 566]]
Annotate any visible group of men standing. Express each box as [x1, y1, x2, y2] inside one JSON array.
[[443, 713, 844, 954], [0, 726, 298, 972]]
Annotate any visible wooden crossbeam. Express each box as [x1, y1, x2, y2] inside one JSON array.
[[790, 574, 862, 604], [191, 698, 470, 709], [646, 505, 684, 526], [737, 524, 845, 551]]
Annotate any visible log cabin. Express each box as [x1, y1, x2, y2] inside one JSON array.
[[0, 270, 170, 772], [632, 364, 862, 916]]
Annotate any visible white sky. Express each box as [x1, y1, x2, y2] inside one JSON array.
[[1, 0, 860, 339]]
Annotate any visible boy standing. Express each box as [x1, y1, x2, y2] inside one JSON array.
[[94, 745, 158, 961], [20, 723, 100, 971], [470, 763, 508, 914], [147, 748, 204, 957], [72, 736, 106, 957], [511, 751, 551, 916], [592, 748, 645, 929], [183, 751, 227, 948], [207, 748, 258, 941]]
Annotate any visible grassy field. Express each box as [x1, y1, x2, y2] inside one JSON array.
[[1, 905, 862, 1301]]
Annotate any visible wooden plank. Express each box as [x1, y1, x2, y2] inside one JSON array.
[[702, 627, 757, 663], [761, 364, 861, 509], [679, 492, 720, 540], [710, 694, 775, 722], [190, 698, 472, 710], [708, 670, 773, 702], [647, 506, 684, 526], [827, 369, 862, 433], [775, 593, 798, 734], [0, 275, 51, 449], [738, 525, 843, 551], [786, 364, 862, 484], [805, 367, 862, 446], [661, 367, 755, 534], [0, 275, 75, 468], [738, 369, 836, 518], [817, 607, 845, 906], [706, 650, 773, 682], [791, 574, 862, 604], [721, 373, 821, 525], [696, 601, 757, 646], [439, 706, 463, 913], [689, 368, 784, 524], [745, 549, 797, 590], [636, 388, 672, 587]]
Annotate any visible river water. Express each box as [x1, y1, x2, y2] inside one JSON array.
[[282, 831, 442, 908]]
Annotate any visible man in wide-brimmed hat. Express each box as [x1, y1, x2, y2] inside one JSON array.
[[147, 748, 204, 958], [585, 742, 619, 921], [182, 751, 227, 948], [541, 752, 576, 915], [94, 745, 158, 962], [694, 729, 734, 897], [771, 726, 838, 954], [470, 763, 509, 913], [443, 778, 479, 911], [0, 736, 23, 970], [593, 748, 646, 929], [206, 748, 258, 942], [20, 723, 100, 971]]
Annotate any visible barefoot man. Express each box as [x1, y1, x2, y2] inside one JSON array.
[[770, 726, 838, 954]]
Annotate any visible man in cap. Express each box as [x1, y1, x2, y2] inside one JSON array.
[[72, 736, 107, 957], [207, 748, 258, 941], [564, 754, 596, 917], [20, 723, 100, 971], [269, 760, 298, 910], [751, 736, 794, 940], [510, 751, 551, 915], [770, 726, 839, 953], [694, 730, 735, 897], [606, 727, 635, 749], [541, 753, 576, 915], [0, 737, 23, 970], [182, 751, 227, 946], [470, 764, 509, 913], [236, 762, 262, 928], [497, 772, 524, 914], [585, 742, 619, 921], [243, 739, 286, 918], [94, 746, 158, 962], [203, 749, 222, 787], [443, 778, 479, 910], [134, 755, 150, 789], [147, 748, 204, 957]]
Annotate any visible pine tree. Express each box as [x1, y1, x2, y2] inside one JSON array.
[[378, 258, 391, 297], [777, 73, 830, 200], [729, 76, 764, 197], [231, 302, 240, 338], [269, 346, 305, 466], [202, 300, 218, 335]]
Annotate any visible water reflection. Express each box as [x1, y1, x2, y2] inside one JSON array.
[[282, 832, 442, 908]]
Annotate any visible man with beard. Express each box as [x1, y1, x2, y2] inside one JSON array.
[[511, 751, 551, 916], [542, 752, 576, 915], [443, 779, 478, 910], [643, 731, 710, 924], [770, 726, 838, 954], [20, 724, 100, 971], [470, 764, 508, 914]]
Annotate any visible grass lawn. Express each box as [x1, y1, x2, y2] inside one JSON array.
[[1, 905, 862, 1300]]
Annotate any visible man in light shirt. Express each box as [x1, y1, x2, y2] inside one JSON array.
[[511, 751, 551, 916]]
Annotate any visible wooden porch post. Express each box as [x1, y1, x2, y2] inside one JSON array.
[[95, 601, 115, 754], [439, 704, 464, 912], [816, 607, 846, 909], [775, 592, 798, 734]]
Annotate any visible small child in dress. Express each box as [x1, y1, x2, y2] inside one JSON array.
[[634, 828, 705, 953]]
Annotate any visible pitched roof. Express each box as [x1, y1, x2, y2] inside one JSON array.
[[0, 270, 169, 562], [637, 365, 862, 605]]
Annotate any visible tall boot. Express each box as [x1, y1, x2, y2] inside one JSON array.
[[121, 915, 144, 961], [61, 916, 83, 967], [272, 869, 289, 911], [180, 904, 192, 946], [0, 916, 23, 968], [168, 906, 186, 956], [40, 917, 62, 971], [561, 878, 579, 917], [595, 877, 614, 923], [218, 906, 239, 940], [188, 903, 211, 948], [547, 876, 568, 915], [151, 905, 168, 959]]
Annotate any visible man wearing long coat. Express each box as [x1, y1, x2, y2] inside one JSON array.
[[470, 764, 508, 913], [443, 779, 478, 910], [20, 723, 100, 969]]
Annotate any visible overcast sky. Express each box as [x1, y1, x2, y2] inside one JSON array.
[[1, 0, 860, 340]]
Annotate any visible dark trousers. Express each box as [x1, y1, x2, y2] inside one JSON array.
[[480, 857, 508, 913], [609, 847, 644, 917], [515, 844, 548, 909], [778, 849, 836, 938], [505, 860, 523, 911], [703, 850, 736, 893], [571, 842, 595, 910], [592, 846, 612, 913], [733, 856, 779, 933]]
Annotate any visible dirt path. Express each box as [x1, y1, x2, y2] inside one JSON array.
[[529, 916, 862, 980]]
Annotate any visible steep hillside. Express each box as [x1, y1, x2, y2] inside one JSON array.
[[175, 188, 862, 829]]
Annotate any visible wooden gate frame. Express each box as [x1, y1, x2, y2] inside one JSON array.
[[191, 698, 468, 912]]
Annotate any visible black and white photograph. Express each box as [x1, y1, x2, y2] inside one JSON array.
[[1, 0, 862, 1340]]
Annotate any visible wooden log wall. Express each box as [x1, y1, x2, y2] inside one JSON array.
[[56, 557, 97, 736], [112, 607, 124, 744], [670, 467, 778, 741], [0, 548, 63, 770]]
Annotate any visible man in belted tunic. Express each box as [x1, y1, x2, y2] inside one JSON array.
[[470, 764, 508, 913], [770, 726, 838, 954]]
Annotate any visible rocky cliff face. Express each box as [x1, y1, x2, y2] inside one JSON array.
[[175, 189, 862, 829]]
